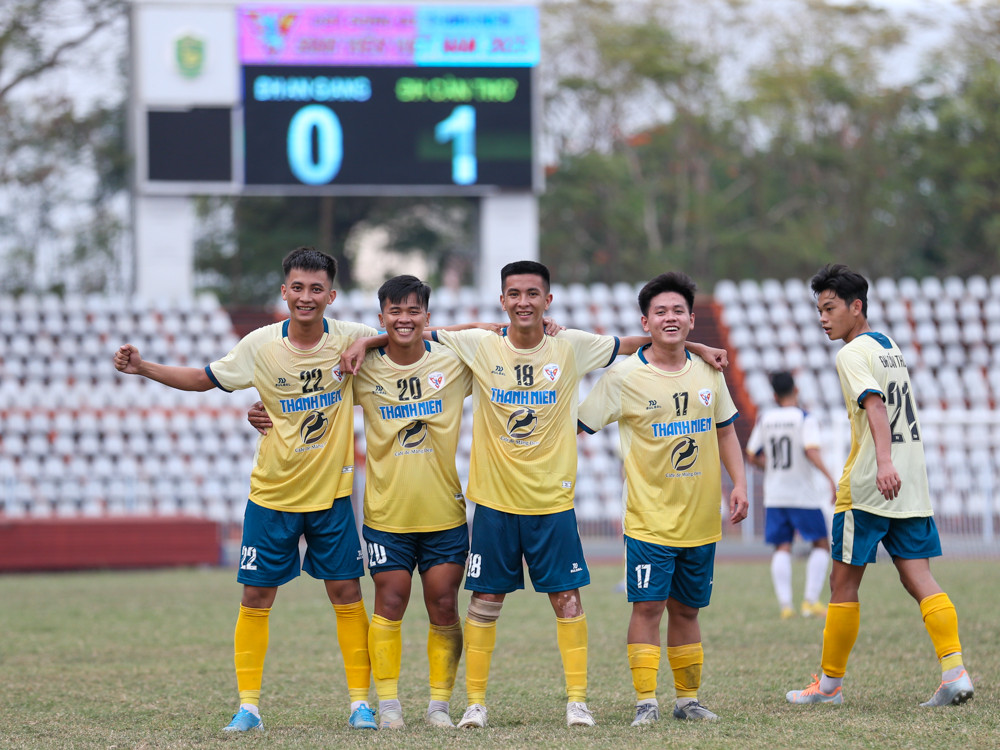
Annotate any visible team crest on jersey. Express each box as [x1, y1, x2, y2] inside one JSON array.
[[428, 371, 446, 389], [300, 410, 329, 444], [698, 388, 713, 407], [670, 436, 699, 472], [398, 420, 427, 448], [543, 363, 560, 382], [506, 407, 538, 439], [331, 366, 344, 382]]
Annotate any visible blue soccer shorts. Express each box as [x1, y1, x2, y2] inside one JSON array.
[[624, 535, 716, 609], [464, 504, 590, 594], [832, 508, 942, 566], [764, 507, 829, 546], [237, 497, 364, 587], [362, 523, 469, 577]]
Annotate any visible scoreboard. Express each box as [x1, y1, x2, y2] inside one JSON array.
[[138, 3, 539, 195]]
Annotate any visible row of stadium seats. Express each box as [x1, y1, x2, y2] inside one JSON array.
[[3, 278, 1000, 536]]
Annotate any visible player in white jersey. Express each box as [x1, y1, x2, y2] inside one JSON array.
[[746, 371, 837, 619], [249, 275, 474, 730], [786, 264, 973, 709], [578, 271, 748, 726], [113, 247, 379, 732]]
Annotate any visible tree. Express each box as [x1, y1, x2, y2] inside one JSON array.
[[0, 0, 128, 295]]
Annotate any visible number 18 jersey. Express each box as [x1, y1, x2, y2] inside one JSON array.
[[835, 331, 932, 518]]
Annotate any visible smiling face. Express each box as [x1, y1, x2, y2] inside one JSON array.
[[379, 291, 429, 347], [500, 273, 551, 337], [816, 288, 865, 342], [281, 267, 336, 325], [642, 290, 693, 346]]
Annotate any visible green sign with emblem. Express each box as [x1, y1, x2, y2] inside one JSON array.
[[175, 34, 204, 79]]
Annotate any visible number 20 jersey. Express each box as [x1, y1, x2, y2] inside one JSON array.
[[206, 318, 378, 513], [352, 342, 473, 533], [835, 331, 932, 518]]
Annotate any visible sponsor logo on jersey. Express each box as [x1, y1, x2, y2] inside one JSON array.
[[562, 481, 573, 489], [490, 388, 556, 405], [280, 390, 342, 413], [274, 377, 293, 388], [647, 399, 659, 410], [428, 371, 446, 389], [378, 399, 443, 420], [542, 363, 560, 382], [698, 388, 713, 407], [398, 420, 428, 449], [652, 417, 712, 437], [570, 562, 583, 573], [670, 436, 699, 472], [299, 409, 328, 444], [492, 364, 505, 376], [506, 407, 537, 439]]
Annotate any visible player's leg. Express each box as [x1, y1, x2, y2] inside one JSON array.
[[765, 508, 795, 618], [459, 505, 522, 729], [417, 523, 468, 728], [303, 497, 375, 729], [365, 526, 420, 730], [665, 544, 717, 720], [788, 509, 876, 705], [886, 517, 973, 706], [523, 509, 594, 727], [795, 508, 831, 617], [224, 500, 304, 732], [622, 535, 676, 726]]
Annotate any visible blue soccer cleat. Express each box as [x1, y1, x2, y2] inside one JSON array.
[[349, 703, 378, 730], [222, 707, 263, 732]]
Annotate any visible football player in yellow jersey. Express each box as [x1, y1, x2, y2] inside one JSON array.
[[578, 271, 748, 726], [113, 247, 379, 732], [786, 264, 973, 708], [249, 275, 475, 730]]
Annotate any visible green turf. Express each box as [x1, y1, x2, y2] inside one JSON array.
[[1, 559, 996, 749]]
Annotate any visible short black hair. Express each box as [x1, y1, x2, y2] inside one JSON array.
[[638, 272, 696, 316], [282, 246, 338, 285], [769, 371, 796, 398], [810, 263, 868, 318], [500, 260, 550, 292], [377, 275, 431, 311]]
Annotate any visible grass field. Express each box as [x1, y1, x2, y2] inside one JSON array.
[[1, 558, 996, 749]]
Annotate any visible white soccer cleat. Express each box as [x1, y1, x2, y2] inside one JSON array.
[[631, 702, 660, 726], [457, 703, 487, 729], [426, 708, 455, 728], [920, 670, 974, 707], [566, 701, 596, 727]]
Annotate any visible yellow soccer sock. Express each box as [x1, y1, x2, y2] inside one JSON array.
[[556, 614, 589, 703], [427, 622, 463, 702], [369, 614, 402, 702], [820, 601, 860, 678], [234, 604, 270, 706], [627, 643, 661, 701], [463, 618, 496, 705], [919, 592, 963, 665], [667, 642, 703, 700], [333, 600, 372, 704]]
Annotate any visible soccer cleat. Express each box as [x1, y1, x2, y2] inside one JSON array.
[[566, 701, 596, 726], [672, 700, 718, 720], [426, 708, 455, 728], [920, 670, 974, 707], [457, 703, 488, 729], [781, 607, 796, 620], [801, 601, 828, 618], [379, 708, 405, 730], [348, 704, 378, 730], [786, 675, 843, 705], [631, 702, 660, 726], [222, 708, 263, 732]]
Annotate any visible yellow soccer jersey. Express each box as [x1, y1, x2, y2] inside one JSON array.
[[432, 327, 620, 515], [353, 342, 473, 533], [834, 331, 932, 518], [578, 347, 739, 548], [206, 318, 378, 513]]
